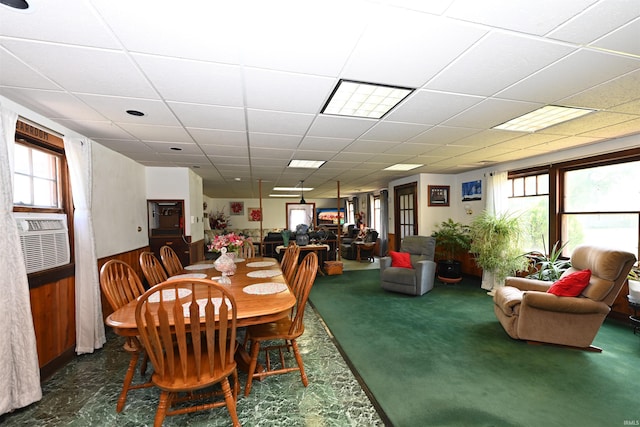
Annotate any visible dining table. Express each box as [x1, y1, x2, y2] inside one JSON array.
[[105, 256, 296, 371]]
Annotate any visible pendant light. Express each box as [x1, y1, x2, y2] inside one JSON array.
[[299, 180, 306, 204]]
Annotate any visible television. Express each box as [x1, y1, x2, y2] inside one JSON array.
[[316, 208, 345, 226]]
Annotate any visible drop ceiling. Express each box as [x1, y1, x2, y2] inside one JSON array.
[[1, 0, 639, 198]]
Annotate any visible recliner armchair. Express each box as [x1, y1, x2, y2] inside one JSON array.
[[493, 244, 636, 351], [380, 236, 437, 296]]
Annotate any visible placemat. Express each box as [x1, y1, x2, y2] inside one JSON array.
[[182, 297, 231, 318], [147, 288, 192, 303], [233, 258, 245, 263], [246, 261, 277, 268], [184, 264, 212, 271], [246, 269, 281, 278], [243, 282, 288, 295]]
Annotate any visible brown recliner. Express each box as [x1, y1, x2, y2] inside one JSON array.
[[493, 244, 637, 351]]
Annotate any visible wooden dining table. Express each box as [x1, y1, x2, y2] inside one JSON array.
[[106, 256, 295, 334], [105, 256, 296, 371]]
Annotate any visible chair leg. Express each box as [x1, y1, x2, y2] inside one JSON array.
[[244, 340, 261, 396], [291, 339, 308, 387], [221, 376, 241, 427], [154, 391, 170, 427], [117, 351, 140, 412]]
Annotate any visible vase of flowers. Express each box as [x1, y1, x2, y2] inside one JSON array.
[[208, 232, 246, 255]]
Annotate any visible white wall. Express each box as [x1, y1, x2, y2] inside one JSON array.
[[203, 197, 340, 231], [92, 143, 148, 258]]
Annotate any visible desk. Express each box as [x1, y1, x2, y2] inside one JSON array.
[[275, 244, 329, 275], [106, 257, 296, 335]]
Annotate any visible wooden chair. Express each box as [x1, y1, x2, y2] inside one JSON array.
[[99, 260, 153, 412], [136, 279, 240, 427], [244, 252, 318, 396], [280, 243, 300, 285], [160, 245, 183, 276], [139, 251, 168, 287], [238, 240, 256, 259]]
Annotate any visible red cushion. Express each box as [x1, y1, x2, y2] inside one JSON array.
[[390, 251, 412, 269], [547, 269, 592, 297]]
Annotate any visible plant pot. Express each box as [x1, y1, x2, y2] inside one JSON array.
[[437, 260, 462, 283]]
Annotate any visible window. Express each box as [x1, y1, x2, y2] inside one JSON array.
[[508, 170, 549, 253], [347, 200, 355, 224], [372, 195, 381, 231], [13, 142, 62, 209], [560, 159, 640, 257]]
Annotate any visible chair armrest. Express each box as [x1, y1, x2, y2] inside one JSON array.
[[522, 291, 610, 314], [380, 256, 391, 271], [505, 276, 552, 292]]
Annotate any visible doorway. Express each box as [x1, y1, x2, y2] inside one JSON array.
[[393, 182, 418, 250]]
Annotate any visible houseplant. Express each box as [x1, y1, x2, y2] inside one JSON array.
[[469, 210, 529, 293], [431, 218, 472, 283], [525, 239, 571, 282]]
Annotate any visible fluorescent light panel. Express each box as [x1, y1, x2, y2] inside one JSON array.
[[273, 186, 314, 191], [288, 160, 325, 169], [269, 194, 299, 198], [322, 80, 414, 119], [384, 163, 423, 171], [494, 105, 595, 132]]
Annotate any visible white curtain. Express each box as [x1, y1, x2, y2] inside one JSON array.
[[0, 106, 42, 415], [482, 171, 509, 293], [63, 137, 105, 354]]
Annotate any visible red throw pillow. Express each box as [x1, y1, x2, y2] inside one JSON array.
[[390, 251, 412, 269], [547, 269, 592, 297]]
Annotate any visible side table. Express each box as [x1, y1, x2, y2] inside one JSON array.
[[355, 242, 375, 263]]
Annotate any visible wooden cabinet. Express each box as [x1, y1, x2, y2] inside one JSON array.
[[148, 200, 191, 266]]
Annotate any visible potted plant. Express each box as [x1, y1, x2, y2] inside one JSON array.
[[431, 219, 472, 283], [469, 210, 529, 293], [525, 239, 571, 282]]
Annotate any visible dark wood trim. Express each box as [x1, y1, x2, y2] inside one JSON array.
[[39, 346, 75, 382], [28, 263, 75, 290]]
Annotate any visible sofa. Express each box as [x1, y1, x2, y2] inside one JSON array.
[[493, 244, 637, 350]]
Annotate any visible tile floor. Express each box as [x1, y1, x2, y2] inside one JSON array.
[[1, 308, 384, 426]]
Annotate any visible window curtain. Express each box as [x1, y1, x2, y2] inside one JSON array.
[[63, 136, 105, 354], [0, 106, 42, 415], [379, 189, 389, 256], [366, 194, 371, 228], [482, 171, 509, 293]]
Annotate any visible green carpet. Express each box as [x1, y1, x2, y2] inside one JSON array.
[[310, 270, 640, 427]]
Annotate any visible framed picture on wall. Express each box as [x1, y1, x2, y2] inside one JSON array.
[[462, 180, 482, 201], [428, 185, 450, 206], [229, 201, 244, 216], [248, 207, 262, 221]]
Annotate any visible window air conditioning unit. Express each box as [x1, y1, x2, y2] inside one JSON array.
[[14, 212, 70, 274]]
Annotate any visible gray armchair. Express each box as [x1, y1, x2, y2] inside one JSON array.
[[380, 236, 437, 296]]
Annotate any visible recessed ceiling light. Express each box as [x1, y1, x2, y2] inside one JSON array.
[[0, 0, 28, 9], [288, 160, 325, 169], [493, 105, 595, 132], [384, 164, 423, 171], [126, 109, 145, 117], [322, 79, 414, 119], [273, 186, 315, 191]]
